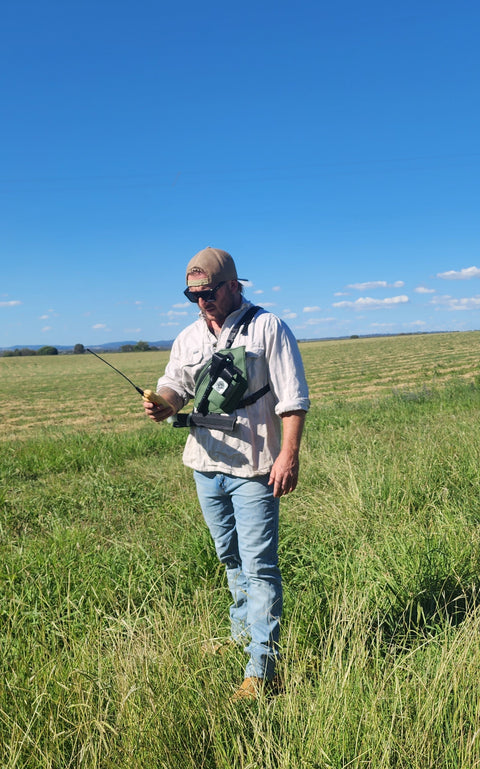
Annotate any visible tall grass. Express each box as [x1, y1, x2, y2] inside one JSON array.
[[1, 335, 480, 767]]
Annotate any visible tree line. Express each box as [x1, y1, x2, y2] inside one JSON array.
[[2, 346, 59, 357], [1, 341, 163, 357]]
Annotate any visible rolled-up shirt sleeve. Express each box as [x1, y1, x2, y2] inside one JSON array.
[[262, 314, 310, 416]]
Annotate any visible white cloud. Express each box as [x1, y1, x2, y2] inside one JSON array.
[[282, 311, 297, 319], [272, 286, 281, 292], [261, 302, 276, 308], [40, 314, 49, 320], [333, 295, 409, 310], [405, 320, 427, 327], [414, 286, 435, 294], [437, 266, 480, 280], [430, 294, 452, 304], [92, 323, 107, 329], [0, 300, 21, 307], [348, 281, 388, 290], [303, 306, 321, 313], [304, 317, 335, 325], [430, 294, 480, 311], [253, 289, 264, 294], [371, 322, 396, 328], [334, 291, 349, 297], [172, 302, 190, 308], [166, 310, 188, 317], [42, 326, 52, 332], [347, 280, 404, 291], [124, 328, 141, 334]]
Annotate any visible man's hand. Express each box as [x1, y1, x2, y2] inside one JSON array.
[[268, 449, 300, 497], [268, 410, 306, 498], [143, 400, 173, 422], [143, 388, 182, 422]]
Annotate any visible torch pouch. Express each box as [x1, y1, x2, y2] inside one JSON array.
[[194, 346, 248, 415]]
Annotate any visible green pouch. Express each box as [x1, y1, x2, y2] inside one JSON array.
[[194, 346, 248, 414]]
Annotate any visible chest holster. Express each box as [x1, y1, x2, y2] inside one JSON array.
[[172, 306, 270, 430]]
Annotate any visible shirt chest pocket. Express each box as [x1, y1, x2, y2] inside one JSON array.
[[245, 345, 267, 390], [182, 349, 209, 394]]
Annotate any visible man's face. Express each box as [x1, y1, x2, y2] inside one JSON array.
[[187, 273, 241, 326]]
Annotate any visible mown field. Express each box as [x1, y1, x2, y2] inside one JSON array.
[[1, 331, 480, 768]]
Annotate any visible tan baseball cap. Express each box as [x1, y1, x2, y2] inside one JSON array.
[[185, 247, 247, 287]]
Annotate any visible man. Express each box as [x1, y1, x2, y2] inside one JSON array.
[[144, 247, 309, 700]]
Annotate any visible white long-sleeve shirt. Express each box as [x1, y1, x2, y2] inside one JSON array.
[[157, 301, 310, 478]]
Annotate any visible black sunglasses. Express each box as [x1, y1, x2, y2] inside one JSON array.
[[184, 281, 226, 303]]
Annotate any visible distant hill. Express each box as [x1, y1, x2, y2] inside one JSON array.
[[86, 340, 174, 351], [0, 340, 175, 353]]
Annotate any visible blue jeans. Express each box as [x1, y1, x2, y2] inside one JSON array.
[[193, 471, 282, 681]]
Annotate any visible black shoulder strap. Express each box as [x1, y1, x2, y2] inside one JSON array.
[[237, 383, 270, 409], [224, 305, 271, 409], [225, 305, 262, 349]]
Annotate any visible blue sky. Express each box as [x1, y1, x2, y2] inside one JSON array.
[[1, 0, 479, 347]]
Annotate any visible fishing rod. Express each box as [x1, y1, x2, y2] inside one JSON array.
[[86, 348, 169, 407]]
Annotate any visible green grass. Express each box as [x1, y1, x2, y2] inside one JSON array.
[[1, 334, 480, 767]]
